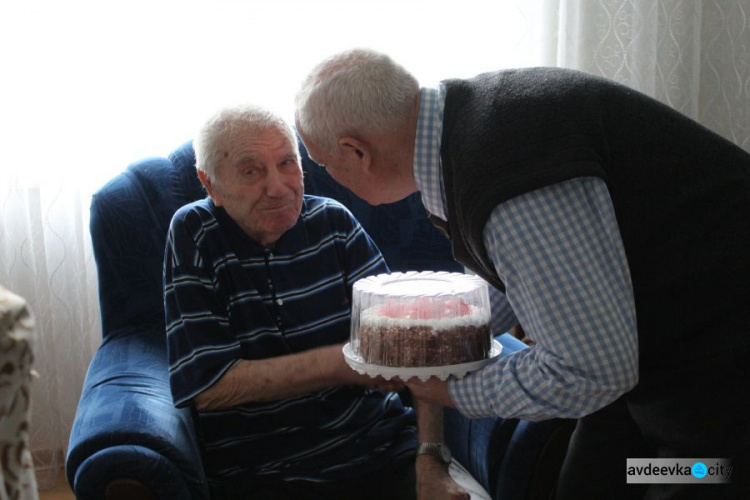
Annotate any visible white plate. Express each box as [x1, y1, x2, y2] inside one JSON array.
[[343, 339, 502, 382]]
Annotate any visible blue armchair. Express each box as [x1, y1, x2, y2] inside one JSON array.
[[66, 139, 574, 499]]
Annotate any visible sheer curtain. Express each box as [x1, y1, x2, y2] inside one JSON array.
[[549, 0, 750, 152], [1, 0, 748, 492]]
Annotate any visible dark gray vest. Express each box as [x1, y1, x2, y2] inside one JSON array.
[[433, 67, 750, 371]]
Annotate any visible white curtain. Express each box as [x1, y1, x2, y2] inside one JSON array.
[[0, 182, 101, 489], [550, 0, 750, 151], [1, 0, 748, 492]]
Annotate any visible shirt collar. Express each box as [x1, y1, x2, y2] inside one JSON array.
[[413, 87, 447, 220]]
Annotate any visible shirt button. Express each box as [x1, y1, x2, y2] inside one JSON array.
[[277, 299, 283, 305]]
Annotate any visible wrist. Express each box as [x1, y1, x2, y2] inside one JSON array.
[[416, 442, 452, 465], [322, 344, 351, 382], [416, 452, 450, 473]]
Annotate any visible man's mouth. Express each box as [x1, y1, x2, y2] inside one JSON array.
[[261, 201, 294, 212]]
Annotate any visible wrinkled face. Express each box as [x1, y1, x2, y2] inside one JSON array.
[[203, 127, 303, 246]]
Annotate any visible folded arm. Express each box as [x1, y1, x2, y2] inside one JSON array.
[[194, 343, 401, 410]]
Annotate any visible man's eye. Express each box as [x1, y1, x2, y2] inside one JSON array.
[[243, 169, 257, 176]]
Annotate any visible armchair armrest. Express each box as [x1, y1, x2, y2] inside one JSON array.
[[66, 331, 209, 499]]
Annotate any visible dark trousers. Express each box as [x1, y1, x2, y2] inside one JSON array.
[[213, 451, 417, 500], [557, 346, 750, 500]]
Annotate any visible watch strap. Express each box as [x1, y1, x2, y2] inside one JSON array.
[[417, 442, 451, 464]]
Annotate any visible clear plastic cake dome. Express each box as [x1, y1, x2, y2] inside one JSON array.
[[349, 271, 493, 371]]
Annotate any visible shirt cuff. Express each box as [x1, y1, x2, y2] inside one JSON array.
[[448, 370, 497, 419]]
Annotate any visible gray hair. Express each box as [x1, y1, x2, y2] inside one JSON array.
[[295, 48, 419, 154], [194, 104, 300, 179]]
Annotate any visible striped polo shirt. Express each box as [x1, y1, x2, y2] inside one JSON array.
[[164, 195, 416, 488]]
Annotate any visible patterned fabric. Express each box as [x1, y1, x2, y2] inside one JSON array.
[[413, 87, 638, 420], [454, 179, 637, 419], [0, 285, 39, 500], [164, 195, 416, 487], [413, 87, 446, 220]]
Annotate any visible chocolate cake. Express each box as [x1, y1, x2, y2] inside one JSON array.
[[351, 272, 492, 368]]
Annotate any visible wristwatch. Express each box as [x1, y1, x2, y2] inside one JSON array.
[[417, 442, 452, 464]]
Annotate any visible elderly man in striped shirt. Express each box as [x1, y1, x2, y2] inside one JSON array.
[[164, 104, 468, 499]]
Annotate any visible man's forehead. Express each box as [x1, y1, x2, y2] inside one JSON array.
[[226, 127, 297, 157]]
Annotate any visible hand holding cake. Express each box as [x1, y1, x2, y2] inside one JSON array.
[[406, 375, 455, 408]]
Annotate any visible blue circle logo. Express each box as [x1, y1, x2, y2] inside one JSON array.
[[692, 462, 707, 478]]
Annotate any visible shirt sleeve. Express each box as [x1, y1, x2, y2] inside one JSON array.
[[164, 209, 242, 408], [488, 284, 518, 334], [449, 177, 639, 420]]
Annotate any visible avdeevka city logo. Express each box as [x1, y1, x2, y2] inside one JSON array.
[[626, 458, 732, 484], [691, 462, 707, 478]]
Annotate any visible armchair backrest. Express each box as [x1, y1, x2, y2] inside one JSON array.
[[90, 139, 459, 341], [89, 143, 205, 340]]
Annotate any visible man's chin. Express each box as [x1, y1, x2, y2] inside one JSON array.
[[266, 216, 299, 235]]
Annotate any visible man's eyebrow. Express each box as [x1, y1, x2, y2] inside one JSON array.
[[234, 154, 259, 166]]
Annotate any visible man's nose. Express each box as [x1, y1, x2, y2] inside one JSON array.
[[264, 168, 287, 196]]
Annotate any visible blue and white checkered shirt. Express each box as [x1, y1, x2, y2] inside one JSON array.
[[413, 87, 639, 420]]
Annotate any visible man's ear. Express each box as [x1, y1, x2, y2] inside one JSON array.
[[338, 136, 372, 172], [198, 169, 222, 206]]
